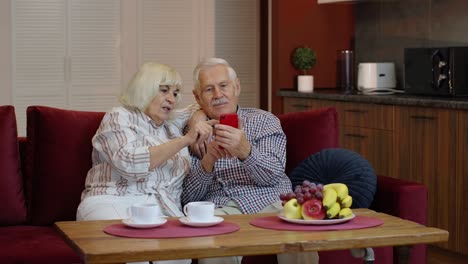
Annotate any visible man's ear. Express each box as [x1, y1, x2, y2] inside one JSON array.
[[192, 89, 201, 104], [234, 78, 241, 96]]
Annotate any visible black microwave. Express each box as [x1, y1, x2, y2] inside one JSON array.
[[404, 47, 468, 96]]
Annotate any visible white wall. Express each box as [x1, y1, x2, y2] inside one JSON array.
[[0, 0, 12, 105]]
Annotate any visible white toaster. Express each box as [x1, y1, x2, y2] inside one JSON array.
[[357, 62, 396, 90]]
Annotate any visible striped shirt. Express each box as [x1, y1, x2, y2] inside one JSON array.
[[81, 105, 197, 217], [181, 108, 292, 214]]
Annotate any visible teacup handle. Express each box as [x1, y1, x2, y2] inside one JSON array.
[[183, 204, 190, 216]]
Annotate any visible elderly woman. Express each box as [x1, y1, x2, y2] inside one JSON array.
[[77, 62, 213, 264]]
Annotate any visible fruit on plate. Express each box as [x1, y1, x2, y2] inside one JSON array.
[[338, 207, 353, 218], [340, 195, 353, 208], [283, 198, 302, 219], [326, 202, 341, 219], [322, 187, 337, 210], [301, 198, 326, 220], [323, 183, 349, 202]]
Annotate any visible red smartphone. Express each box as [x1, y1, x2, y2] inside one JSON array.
[[219, 113, 238, 128]]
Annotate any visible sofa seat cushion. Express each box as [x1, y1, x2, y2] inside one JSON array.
[[0, 105, 26, 225], [26, 106, 105, 225], [0, 226, 82, 264], [289, 148, 377, 208], [278, 108, 339, 175]]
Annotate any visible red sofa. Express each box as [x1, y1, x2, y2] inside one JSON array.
[[0, 105, 427, 264]]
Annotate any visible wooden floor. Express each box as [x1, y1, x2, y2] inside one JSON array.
[[427, 245, 467, 264]]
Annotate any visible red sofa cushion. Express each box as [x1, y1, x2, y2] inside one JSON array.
[[0, 105, 27, 225], [26, 106, 104, 225], [278, 107, 339, 175], [0, 226, 82, 263]]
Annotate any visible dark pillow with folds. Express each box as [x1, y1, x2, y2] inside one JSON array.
[[289, 148, 377, 208], [0, 105, 27, 225], [26, 106, 105, 225]]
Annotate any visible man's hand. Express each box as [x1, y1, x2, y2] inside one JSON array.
[[200, 141, 228, 172], [214, 120, 251, 160]]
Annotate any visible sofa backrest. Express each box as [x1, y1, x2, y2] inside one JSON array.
[[25, 106, 105, 225], [277, 107, 339, 175], [0, 105, 27, 225]]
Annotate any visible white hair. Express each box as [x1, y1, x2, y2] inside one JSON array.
[[192, 58, 238, 92], [120, 62, 183, 111]]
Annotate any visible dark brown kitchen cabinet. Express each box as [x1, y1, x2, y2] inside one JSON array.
[[456, 110, 468, 254], [281, 95, 468, 255], [282, 97, 394, 177], [395, 106, 457, 250]]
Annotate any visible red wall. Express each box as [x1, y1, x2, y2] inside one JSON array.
[[271, 0, 355, 114]]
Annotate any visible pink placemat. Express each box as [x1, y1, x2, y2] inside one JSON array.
[[104, 219, 240, 238], [250, 215, 384, 231]]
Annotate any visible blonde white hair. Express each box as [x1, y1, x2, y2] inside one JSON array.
[[120, 62, 183, 111], [192, 58, 238, 93]]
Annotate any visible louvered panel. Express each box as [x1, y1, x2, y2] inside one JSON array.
[[15, 96, 66, 136], [69, 0, 121, 97], [13, 0, 66, 96], [238, 91, 258, 109], [141, 0, 198, 107], [215, 0, 259, 107], [70, 95, 118, 112]]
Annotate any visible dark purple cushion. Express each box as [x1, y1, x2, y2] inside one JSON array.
[[0, 105, 27, 225], [0, 226, 82, 264], [278, 107, 339, 175], [26, 106, 104, 225]]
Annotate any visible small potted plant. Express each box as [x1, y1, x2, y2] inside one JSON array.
[[292, 46, 317, 92]]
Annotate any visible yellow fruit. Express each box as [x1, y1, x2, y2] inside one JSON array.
[[283, 199, 302, 219], [340, 195, 353, 208], [322, 187, 337, 210], [324, 183, 349, 202], [338, 207, 353, 219], [326, 202, 341, 219]]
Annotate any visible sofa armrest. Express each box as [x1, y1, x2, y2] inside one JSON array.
[[370, 175, 427, 225]]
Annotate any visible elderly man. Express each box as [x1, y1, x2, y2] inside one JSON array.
[[182, 58, 319, 264]]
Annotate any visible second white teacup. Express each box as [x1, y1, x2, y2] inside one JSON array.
[[127, 203, 163, 224], [183, 201, 215, 222]]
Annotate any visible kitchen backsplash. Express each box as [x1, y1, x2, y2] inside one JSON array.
[[355, 0, 468, 89]]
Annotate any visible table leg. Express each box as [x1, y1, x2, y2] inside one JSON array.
[[350, 248, 375, 264], [394, 245, 411, 264]]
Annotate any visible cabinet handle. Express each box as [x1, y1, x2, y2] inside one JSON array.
[[344, 109, 368, 114], [410, 115, 436, 120], [344, 133, 367, 139]]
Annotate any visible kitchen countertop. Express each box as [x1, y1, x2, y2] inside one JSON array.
[[278, 88, 468, 110]]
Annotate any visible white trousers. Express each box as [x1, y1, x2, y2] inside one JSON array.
[[77, 195, 191, 264], [197, 201, 319, 264]]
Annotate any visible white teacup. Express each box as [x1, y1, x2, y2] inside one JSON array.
[[127, 203, 163, 224], [183, 201, 215, 222]]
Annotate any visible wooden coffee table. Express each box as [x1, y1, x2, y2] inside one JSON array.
[[55, 209, 448, 264]]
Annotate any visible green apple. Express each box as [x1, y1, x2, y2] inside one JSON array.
[[283, 198, 302, 219]]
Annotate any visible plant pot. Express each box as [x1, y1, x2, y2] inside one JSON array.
[[298, 75, 314, 93]]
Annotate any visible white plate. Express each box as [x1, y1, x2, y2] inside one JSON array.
[[277, 213, 355, 225], [179, 216, 224, 227], [122, 218, 167, 228]]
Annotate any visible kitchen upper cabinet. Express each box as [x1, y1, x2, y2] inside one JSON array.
[[456, 110, 468, 253], [395, 106, 457, 250]]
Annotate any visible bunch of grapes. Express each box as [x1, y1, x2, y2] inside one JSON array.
[[279, 180, 324, 205]]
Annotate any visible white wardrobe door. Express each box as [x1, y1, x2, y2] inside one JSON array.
[[215, 0, 260, 108], [13, 0, 121, 135], [139, 0, 213, 107], [69, 0, 121, 111], [12, 0, 67, 135]]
